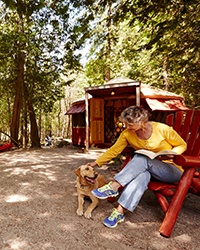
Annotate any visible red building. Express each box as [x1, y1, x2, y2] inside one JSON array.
[[66, 77, 188, 149]]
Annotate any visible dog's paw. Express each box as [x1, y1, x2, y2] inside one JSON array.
[[76, 208, 83, 216], [84, 210, 92, 219]]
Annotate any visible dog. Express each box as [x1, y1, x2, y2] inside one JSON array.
[[74, 165, 107, 218]]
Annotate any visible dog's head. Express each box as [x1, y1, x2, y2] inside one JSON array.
[[74, 165, 98, 184]]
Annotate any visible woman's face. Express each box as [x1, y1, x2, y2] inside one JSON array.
[[124, 122, 142, 131]]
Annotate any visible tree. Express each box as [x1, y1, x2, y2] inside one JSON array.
[[0, 0, 83, 147], [81, 0, 200, 108], [113, 0, 200, 107]]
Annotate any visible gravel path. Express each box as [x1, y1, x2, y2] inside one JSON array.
[[0, 146, 199, 250]]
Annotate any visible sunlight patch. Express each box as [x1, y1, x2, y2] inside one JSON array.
[[5, 194, 29, 203], [125, 221, 142, 228], [20, 182, 30, 187], [151, 240, 169, 249], [5, 238, 28, 249], [174, 234, 191, 242], [39, 170, 57, 181], [101, 232, 122, 240], [3, 167, 30, 175], [38, 212, 52, 218], [125, 221, 156, 229], [43, 242, 52, 248], [68, 153, 104, 160], [59, 223, 76, 231]]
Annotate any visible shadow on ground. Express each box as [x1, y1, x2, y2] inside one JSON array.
[[0, 146, 199, 250]]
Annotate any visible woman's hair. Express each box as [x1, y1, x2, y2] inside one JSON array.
[[120, 106, 149, 124]]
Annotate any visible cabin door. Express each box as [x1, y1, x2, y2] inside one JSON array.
[[90, 98, 104, 145]]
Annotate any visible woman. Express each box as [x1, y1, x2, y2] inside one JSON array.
[[87, 106, 187, 228]]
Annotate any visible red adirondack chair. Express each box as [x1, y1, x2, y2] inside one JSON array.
[[108, 109, 200, 237], [148, 109, 200, 237]]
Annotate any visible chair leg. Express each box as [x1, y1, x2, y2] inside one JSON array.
[[192, 177, 200, 191], [155, 192, 169, 213], [159, 168, 195, 237]]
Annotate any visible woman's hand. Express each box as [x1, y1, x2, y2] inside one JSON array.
[[86, 161, 98, 167]]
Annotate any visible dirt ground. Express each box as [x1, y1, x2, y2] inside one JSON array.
[[0, 144, 199, 250]]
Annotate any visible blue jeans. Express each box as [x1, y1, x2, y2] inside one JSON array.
[[114, 154, 182, 212]]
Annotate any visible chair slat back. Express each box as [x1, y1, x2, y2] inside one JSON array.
[[187, 110, 200, 156], [173, 111, 185, 134], [166, 110, 200, 157]]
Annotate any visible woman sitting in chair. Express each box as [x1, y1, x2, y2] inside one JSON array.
[[87, 106, 187, 228]]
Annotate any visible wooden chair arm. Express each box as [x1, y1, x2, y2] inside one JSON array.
[[174, 155, 200, 168]]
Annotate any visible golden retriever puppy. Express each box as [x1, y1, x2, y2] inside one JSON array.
[[74, 165, 107, 218]]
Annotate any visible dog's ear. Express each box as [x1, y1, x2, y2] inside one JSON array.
[[74, 167, 81, 176]]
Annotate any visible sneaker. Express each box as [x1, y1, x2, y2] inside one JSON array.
[[92, 182, 119, 199], [103, 208, 125, 228]]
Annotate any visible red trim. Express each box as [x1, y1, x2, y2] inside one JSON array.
[[65, 103, 85, 115]]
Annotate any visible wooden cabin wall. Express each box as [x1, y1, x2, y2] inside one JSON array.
[[90, 98, 104, 145], [72, 112, 86, 146], [71, 98, 176, 147]]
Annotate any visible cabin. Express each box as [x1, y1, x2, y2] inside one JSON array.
[[65, 77, 188, 149]]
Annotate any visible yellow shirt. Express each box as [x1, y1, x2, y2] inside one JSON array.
[[95, 122, 187, 171]]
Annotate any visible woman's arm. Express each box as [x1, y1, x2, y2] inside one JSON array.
[[165, 126, 187, 154], [95, 132, 128, 167]]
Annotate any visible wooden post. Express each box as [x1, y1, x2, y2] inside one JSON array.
[[85, 92, 89, 152], [136, 82, 141, 106]]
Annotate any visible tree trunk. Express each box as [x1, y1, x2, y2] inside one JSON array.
[[105, 1, 111, 82], [38, 108, 42, 140], [57, 100, 61, 137], [28, 100, 41, 148], [163, 53, 170, 90], [22, 105, 28, 148], [10, 51, 25, 145], [23, 75, 41, 148]]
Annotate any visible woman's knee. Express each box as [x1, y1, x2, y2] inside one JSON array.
[[127, 171, 151, 188], [148, 161, 183, 183]]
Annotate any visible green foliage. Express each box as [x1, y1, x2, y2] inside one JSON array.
[[84, 57, 106, 86], [0, 0, 85, 144], [0, 0, 199, 144], [82, 0, 200, 108]]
